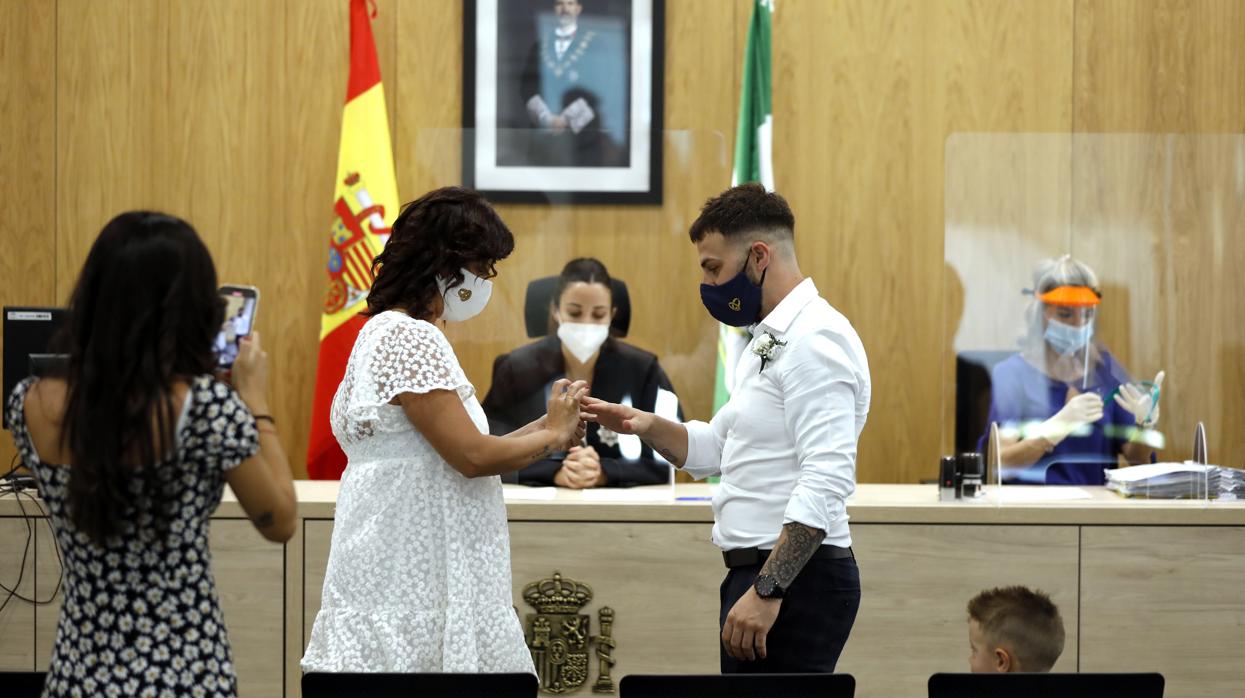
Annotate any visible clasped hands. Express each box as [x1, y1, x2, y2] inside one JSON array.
[[543, 380, 605, 489]]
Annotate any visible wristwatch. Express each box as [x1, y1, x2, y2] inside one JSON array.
[[753, 574, 786, 600]]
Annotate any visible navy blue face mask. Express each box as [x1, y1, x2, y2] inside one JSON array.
[[700, 258, 767, 327]]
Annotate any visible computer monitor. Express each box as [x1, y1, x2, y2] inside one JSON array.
[[3, 307, 68, 429], [927, 672, 1164, 698]]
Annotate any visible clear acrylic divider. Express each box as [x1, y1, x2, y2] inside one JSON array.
[[945, 133, 1245, 508]]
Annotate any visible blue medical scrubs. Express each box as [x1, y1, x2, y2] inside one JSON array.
[[978, 351, 1136, 485]]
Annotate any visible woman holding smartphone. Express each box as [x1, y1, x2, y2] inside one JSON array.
[[6, 211, 297, 697]]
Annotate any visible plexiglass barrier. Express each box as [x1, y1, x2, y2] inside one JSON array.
[[945, 133, 1245, 504]]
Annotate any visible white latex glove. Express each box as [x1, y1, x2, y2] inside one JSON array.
[[1037, 392, 1104, 446], [1115, 370, 1164, 427]]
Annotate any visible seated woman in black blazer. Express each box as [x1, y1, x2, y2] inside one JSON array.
[[483, 258, 681, 488]]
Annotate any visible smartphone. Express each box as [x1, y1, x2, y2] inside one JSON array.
[[214, 285, 260, 369]]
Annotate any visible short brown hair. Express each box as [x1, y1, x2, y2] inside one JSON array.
[[968, 586, 1065, 672], [687, 183, 795, 244]]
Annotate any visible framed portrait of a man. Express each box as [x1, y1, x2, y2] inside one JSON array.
[[464, 0, 665, 204]]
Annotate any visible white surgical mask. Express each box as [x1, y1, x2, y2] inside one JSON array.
[[557, 322, 610, 363], [438, 268, 493, 323], [1045, 318, 1094, 355]]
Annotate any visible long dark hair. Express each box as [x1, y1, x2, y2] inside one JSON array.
[[61, 211, 223, 544], [366, 187, 514, 319]]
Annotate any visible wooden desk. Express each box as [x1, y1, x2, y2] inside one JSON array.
[[3, 483, 1243, 697]]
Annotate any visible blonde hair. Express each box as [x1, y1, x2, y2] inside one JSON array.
[[1023, 255, 1101, 349]]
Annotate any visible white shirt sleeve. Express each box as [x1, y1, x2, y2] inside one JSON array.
[[779, 332, 860, 532], [682, 412, 728, 480]]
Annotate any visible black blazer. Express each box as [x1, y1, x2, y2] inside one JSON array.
[[482, 335, 682, 487]]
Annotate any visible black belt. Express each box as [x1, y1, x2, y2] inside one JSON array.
[[722, 545, 854, 569]]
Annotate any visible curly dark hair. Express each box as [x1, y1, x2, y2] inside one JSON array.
[[365, 187, 515, 319], [687, 182, 795, 243]]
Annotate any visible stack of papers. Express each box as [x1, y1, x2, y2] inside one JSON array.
[[1106, 462, 1215, 499], [1216, 466, 1245, 501]]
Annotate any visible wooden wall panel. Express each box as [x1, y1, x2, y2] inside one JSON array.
[[1081, 526, 1245, 698], [0, 0, 56, 471], [55, 0, 170, 300], [777, 0, 1074, 481], [0, 517, 36, 670], [1073, 0, 1245, 467], [2, 0, 1242, 484], [282, 0, 355, 479], [840, 524, 1080, 698], [210, 519, 286, 697]]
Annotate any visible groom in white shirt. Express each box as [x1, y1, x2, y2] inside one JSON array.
[[586, 183, 871, 673]]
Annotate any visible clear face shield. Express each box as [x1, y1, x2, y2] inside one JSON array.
[[1038, 285, 1101, 389]]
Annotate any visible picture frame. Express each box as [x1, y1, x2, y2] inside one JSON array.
[[463, 0, 665, 204]]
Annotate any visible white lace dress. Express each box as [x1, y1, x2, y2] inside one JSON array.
[[301, 311, 534, 674]]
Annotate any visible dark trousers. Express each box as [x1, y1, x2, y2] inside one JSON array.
[[719, 556, 861, 674]]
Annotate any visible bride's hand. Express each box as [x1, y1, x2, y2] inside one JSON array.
[[546, 379, 590, 442]]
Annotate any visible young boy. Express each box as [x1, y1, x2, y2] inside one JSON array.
[[967, 586, 1066, 673]]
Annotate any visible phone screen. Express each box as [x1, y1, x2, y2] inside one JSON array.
[[214, 286, 259, 369]]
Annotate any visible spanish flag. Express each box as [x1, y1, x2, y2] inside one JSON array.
[[307, 0, 398, 479]]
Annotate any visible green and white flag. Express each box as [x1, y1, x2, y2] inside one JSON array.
[[713, 0, 774, 415], [731, 0, 774, 190]]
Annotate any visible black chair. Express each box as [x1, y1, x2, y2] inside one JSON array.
[[302, 672, 538, 698], [954, 350, 1015, 454], [524, 276, 632, 338], [620, 673, 856, 697], [928, 672, 1165, 698], [0, 671, 47, 698]]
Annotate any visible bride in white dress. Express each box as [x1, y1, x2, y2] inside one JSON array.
[[302, 187, 587, 674]]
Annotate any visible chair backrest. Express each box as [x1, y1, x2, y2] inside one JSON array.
[[927, 672, 1164, 698], [301, 672, 538, 698], [0, 671, 47, 698], [620, 673, 856, 698], [954, 350, 1016, 454], [524, 275, 632, 338]]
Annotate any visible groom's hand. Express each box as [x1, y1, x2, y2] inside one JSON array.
[[582, 397, 652, 436], [722, 586, 781, 661]]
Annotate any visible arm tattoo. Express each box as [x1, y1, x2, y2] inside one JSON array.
[[759, 522, 826, 588], [253, 511, 275, 529], [528, 445, 555, 462], [640, 437, 681, 467]]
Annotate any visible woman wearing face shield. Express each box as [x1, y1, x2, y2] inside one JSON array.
[[483, 258, 683, 488], [979, 255, 1164, 485]]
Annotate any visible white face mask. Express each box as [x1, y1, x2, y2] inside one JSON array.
[[438, 268, 493, 323], [557, 321, 610, 363]]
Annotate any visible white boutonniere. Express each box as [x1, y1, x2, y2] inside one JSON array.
[[751, 332, 787, 373], [597, 426, 619, 448]]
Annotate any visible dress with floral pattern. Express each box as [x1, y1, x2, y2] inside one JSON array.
[[6, 375, 259, 698]]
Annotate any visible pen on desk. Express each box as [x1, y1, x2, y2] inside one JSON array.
[[675, 496, 712, 501]]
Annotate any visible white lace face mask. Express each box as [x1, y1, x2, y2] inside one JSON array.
[[557, 322, 610, 363], [438, 268, 493, 323]]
